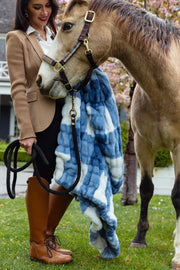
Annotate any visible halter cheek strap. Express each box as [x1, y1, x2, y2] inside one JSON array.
[[42, 10, 97, 92], [42, 55, 73, 91]]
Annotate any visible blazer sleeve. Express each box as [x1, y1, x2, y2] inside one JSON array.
[[6, 31, 36, 140]]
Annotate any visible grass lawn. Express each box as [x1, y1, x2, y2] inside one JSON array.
[[0, 193, 175, 270]]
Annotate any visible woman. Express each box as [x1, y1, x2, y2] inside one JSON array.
[[6, 0, 73, 264]]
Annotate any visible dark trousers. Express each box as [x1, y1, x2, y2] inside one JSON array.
[[33, 99, 64, 183]]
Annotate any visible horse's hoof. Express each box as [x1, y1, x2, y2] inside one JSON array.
[[130, 242, 147, 248], [172, 262, 180, 270], [172, 254, 180, 269]]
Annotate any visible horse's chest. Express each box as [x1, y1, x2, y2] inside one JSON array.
[[132, 107, 180, 151], [138, 118, 180, 151], [131, 85, 180, 149], [158, 120, 179, 147]]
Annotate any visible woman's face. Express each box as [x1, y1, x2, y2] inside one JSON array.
[[26, 0, 52, 30]]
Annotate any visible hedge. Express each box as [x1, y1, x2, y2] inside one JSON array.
[[0, 141, 31, 163], [0, 124, 172, 167]]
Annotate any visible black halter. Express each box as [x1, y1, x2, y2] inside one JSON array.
[[42, 10, 98, 92]]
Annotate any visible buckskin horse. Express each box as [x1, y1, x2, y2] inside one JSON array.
[[37, 0, 180, 268]]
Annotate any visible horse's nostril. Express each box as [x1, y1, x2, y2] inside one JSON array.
[[36, 75, 42, 88]]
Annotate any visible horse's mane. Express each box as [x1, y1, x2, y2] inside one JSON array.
[[66, 0, 180, 54]]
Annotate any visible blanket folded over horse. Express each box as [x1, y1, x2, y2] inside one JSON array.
[[54, 68, 124, 259]]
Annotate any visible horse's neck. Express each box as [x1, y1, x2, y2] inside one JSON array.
[[111, 28, 165, 91], [109, 20, 179, 95]]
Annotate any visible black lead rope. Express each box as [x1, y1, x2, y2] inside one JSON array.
[[4, 141, 47, 199], [4, 105, 81, 199]]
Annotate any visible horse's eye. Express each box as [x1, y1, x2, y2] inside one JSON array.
[[62, 22, 74, 32]]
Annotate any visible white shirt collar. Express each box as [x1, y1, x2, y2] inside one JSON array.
[[26, 25, 52, 41], [26, 25, 36, 36], [26, 25, 53, 54]]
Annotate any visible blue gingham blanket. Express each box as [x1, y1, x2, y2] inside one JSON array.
[[54, 68, 124, 259]]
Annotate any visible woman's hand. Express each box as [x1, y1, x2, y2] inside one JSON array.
[[20, 137, 37, 156]]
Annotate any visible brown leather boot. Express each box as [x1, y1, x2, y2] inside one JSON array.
[[46, 183, 74, 255], [26, 177, 72, 264]]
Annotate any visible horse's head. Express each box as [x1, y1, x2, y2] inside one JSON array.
[[37, 0, 112, 99]]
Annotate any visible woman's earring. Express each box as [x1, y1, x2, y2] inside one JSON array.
[[25, 12, 29, 18]]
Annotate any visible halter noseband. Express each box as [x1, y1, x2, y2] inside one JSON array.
[[42, 10, 97, 93]]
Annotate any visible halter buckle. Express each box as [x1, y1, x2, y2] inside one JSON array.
[[84, 10, 95, 23], [53, 62, 65, 73], [84, 39, 92, 54], [65, 82, 73, 91]]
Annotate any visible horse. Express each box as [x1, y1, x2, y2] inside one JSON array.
[[37, 0, 180, 268]]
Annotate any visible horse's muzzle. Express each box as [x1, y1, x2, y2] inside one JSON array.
[[36, 75, 42, 89], [36, 74, 52, 96]]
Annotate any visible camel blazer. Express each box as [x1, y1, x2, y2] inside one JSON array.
[[6, 30, 56, 140]]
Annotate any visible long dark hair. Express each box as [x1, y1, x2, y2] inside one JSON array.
[[13, 0, 59, 35]]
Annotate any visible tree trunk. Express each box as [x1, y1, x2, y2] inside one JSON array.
[[121, 120, 138, 205], [121, 81, 138, 205]]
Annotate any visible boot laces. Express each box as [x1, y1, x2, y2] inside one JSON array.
[[46, 244, 53, 258], [43, 232, 54, 258], [46, 234, 61, 251]]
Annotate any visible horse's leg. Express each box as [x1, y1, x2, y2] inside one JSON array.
[[171, 147, 180, 269], [130, 134, 155, 248]]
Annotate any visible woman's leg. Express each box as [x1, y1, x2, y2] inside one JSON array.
[[26, 176, 72, 264], [34, 99, 65, 183], [26, 99, 72, 263], [46, 183, 74, 255]]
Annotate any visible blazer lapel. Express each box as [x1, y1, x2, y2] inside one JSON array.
[[26, 33, 44, 61]]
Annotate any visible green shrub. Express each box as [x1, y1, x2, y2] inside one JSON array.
[[0, 140, 8, 149], [120, 121, 129, 154], [0, 140, 30, 163], [154, 150, 172, 167]]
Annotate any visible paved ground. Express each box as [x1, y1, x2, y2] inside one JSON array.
[[136, 166, 174, 196], [0, 164, 175, 199], [0, 165, 33, 199]]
